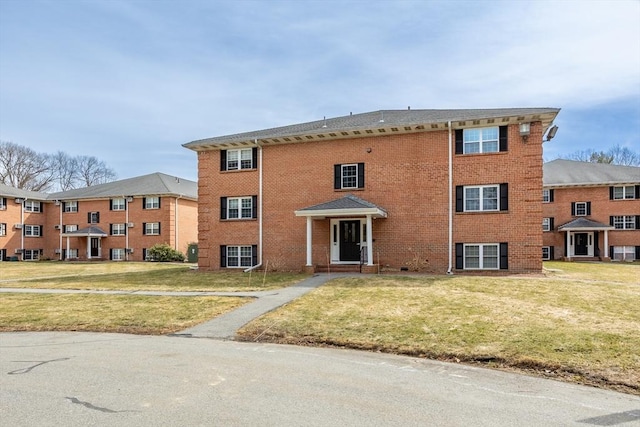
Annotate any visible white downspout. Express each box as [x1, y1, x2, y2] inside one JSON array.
[[447, 121, 454, 275], [244, 139, 263, 272], [175, 194, 182, 252], [125, 196, 130, 260], [20, 198, 25, 259], [58, 201, 62, 260]]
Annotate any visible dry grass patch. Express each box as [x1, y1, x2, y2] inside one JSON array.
[[0, 261, 182, 281], [0, 293, 248, 335], [543, 260, 640, 283], [239, 274, 640, 394]]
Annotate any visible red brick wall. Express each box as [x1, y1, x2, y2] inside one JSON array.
[[196, 122, 546, 273]]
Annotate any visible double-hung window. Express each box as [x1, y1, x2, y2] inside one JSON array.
[[24, 200, 42, 212], [466, 185, 497, 211], [143, 197, 160, 210], [0, 197, 7, 210], [111, 223, 126, 235], [221, 148, 256, 171], [143, 222, 160, 235], [23, 249, 41, 261], [111, 248, 126, 261], [611, 215, 637, 230], [24, 225, 42, 237], [64, 201, 78, 212], [88, 212, 100, 224], [111, 198, 126, 210], [220, 196, 257, 220], [456, 126, 508, 154], [571, 202, 591, 217], [542, 189, 554, 203], [334, 163, 365, 190], [611, 186, 637, 200], [0, 223, 6, 236], [65, 248, 78, 259], [64, 224, 78, 233], [220, 245, 257, 268], [542, 217, 554, 232], [456, 242, 508, 270], [612, 246, 636, 261]]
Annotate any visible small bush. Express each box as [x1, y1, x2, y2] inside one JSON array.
[[147, 243, 185, 262]]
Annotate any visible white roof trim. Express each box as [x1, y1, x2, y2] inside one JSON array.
[[294, 207, 388, 218]]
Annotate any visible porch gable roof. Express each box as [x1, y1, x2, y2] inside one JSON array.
[[294, 194, 387, 218], [558, 218, 614, 231], [61, 226, 108, 237]]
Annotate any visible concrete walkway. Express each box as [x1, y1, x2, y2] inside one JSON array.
[[0, 273, 347, 340]]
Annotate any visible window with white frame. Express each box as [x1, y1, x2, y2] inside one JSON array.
[[64, 224, 78, 233], [24, 200, 41, 212], [574, 202, 587, 216], [89, 212, 100, 224], [24, 225, 41, 237], [111, 223, 126, 235], [0, 198, 6, 210], [542, 189, 552, 203], [64, 201, 78, 212], [465, 185, 499, 212], [226, 148, 253, 170], [612, 186, 636, 200], [463, 127, 499, 154], [341, 164, 358, 189], [66, 248, 78, 259], [23, 249, 41, 261], [542, 218, 552, 232], [226, 246, 253, 267], [111, 248, 126, 261], [542, 246, 551, 260], [612, 215, 636, 230], [0, 223, 6, 236], [111, 197, 126, 210], [144, 197, 160, 209], [144, 222, 160, 235], [228, 197, 253, 219], [464, 244, 499, 269], [612, 246, 636, 261]]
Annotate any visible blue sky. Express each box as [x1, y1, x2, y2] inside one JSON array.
[[1, 0, 639, 182]]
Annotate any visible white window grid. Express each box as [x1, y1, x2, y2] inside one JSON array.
[[24, 201, 41, 212], [542, 246, 550, 260], [465, 185, 499, 212], [463, 127, 499, 154], [575, 202, 587, 216], [65, 224, 78, 233], [145, 222, 160, 235], [112, 198, 126, 210], [612, 216, 636, 230], [227, 197, 253, 219], [89, 212, 99, 224], [23, 249, 40, 261], [613, 186, 635, 200], [0, 223, 6, 236], [341, 164, 358, 189], [227, 245, 252, 267], [227, 148, 253, 170], [66, 249, 78, 259], [112, 224, 126, 235], [64, 201, 78, 212], [0, 199, 6, 210], [542, 189, 551, 203], [542, 218, 551, 232], [613, 246, 636, 261], [464, 244, 499, 270], [24, 225, 41, 237], [112, 248, 126, 261], [145, 197, 160, 209]]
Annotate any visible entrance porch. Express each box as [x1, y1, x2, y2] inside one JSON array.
[[558, 218, 614, 261]]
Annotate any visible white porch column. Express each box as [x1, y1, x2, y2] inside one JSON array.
[[565, 231, 571, 260], [366, 214, 373, 266], [305, 217, 313, 266], [66, 236, 70, 259], [604, 230, 609, 258], [87, 236, 91, 259]]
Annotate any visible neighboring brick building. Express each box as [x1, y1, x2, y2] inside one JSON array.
[[184, 108, 560, 273], [0, 173, 197, 261], [542, 160, 640, 261]]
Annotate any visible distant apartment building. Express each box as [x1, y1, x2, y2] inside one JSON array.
[[542, 160, 640, 261], [0, 173, 197, 261]]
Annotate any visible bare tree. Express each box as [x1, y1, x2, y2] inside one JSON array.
[[0, 141, 55, 191], [50, 150, 79, 191], [560, 145, 640, 166], [75, 155, 117, 187], [607, 144, 640, 166]]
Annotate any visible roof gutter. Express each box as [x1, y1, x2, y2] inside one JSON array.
[[244, 139, 263, 272]]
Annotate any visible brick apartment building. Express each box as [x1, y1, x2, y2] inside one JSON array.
[[542, 160, 640, 261], [184, 108, 560, 273], [0, 173, 197, 261]]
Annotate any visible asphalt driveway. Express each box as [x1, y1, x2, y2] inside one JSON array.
[[2, 332, 639, 426]]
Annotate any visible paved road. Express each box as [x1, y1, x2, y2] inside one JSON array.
[[2, 332, 639, 426]]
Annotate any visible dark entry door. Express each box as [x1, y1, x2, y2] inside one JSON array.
[[575, 233, 588, 256], [339, 220, 361, 261], [90, 238, 100, 257]]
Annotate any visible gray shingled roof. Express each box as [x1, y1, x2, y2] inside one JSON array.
[[0, 183, 48, 200], [62, 226, 108, 236], [185, 108, 560, 150], [544, 160, 640, 187], [48, 173, 197, 200], [558, 218, 614, 230], [299, 194, 385, 212]]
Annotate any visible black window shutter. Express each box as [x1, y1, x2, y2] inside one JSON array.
[[550, 217, 554, 230], [63, 202, 67, 211], [142, 248, 147, 260], [609, 187, 614, 200], [549, 246, 555, 260], [96, 212, 100, 223], [158, 223, 161, 235], [499, 243, 508, 270], [571, 202, 576, 216], [610, 246, 614, 259], [220, 245, 227, 267], [87, 212, 91, 223], [109, 249, 113, 260], [220, 197, 227, 220], [635, 216, 640, 229], [220, 150, 227, 171], [252, 147, 258, 169], [455, 243, 463, 269], [455, 186, 463, 212], [110, 224, 113, 234], [158, 197, 161, 209], [110, 199, 113, 210], [586, 202, 591, 216], [635, 246, 640, 259], [610, 216, 614, 226], [252, 245, 258, 266], [455, 129, 463, 154], [142, 223, 147, 235], [499, 126, 508, 152], [636, 185, 640, 199], [357, 163, 365, 189], [549, 189, 554, 202], [142, 197, 147, 209], [500, 183, 509, 211], [39, 225, 43, 237], [1, 197, 5, 206], [39, 202, 43, 212], [334, 165, 341, 189], [252, 196, 257, 219]]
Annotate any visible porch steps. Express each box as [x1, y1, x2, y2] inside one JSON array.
[[315, 264, 362, 273]]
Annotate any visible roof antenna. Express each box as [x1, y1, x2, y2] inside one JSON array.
[[322, 116, 327, 128], [408, 106, 410, 110], [379, 111, 384, 123], [350, 112, 352, 116]]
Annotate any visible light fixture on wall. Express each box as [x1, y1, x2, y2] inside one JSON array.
[[545, 125, 558, 141], [519, 123, 530, 143], [126, 196, 133, 202]]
